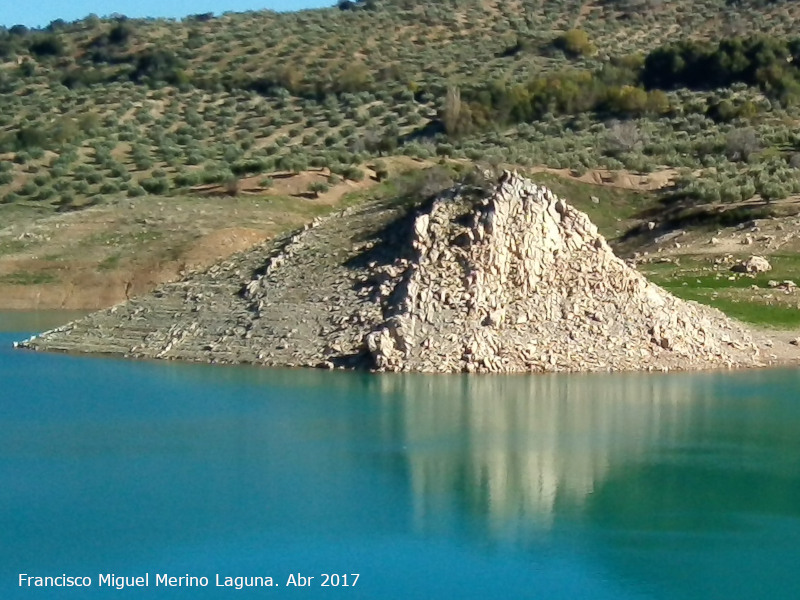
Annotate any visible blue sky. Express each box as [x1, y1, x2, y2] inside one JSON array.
[[3, 0, 332, 28]]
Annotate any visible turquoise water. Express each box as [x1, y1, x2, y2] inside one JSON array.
[[2, 317, 800, 599]]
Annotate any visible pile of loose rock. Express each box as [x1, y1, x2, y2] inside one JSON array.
[[19, 172, 767, 373], [361, 172, 761, 372]]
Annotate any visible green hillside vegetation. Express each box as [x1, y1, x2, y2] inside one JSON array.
[[641, 253, 800, 328], [3, 0, 800, 213]]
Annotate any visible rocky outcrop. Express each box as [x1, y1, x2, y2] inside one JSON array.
[[732, 255, 772, 274], [360, 172, 759, 373], [18, 172, 767, 373]]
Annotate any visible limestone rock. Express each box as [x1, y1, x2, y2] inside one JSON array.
[[732, 256, 771, 274], [360, 172, 760, 373], [18, 172, 765, 374]]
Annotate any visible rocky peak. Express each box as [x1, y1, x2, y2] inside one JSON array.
[[19, 171, 766, 374], [364, 172, 759, 373]]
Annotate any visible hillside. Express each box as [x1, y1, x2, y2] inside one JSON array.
[[4, 0, 800, 208], [2, 0, 800, 325]]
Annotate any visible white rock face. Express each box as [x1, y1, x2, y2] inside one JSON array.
[[20, 171, 767, 374], [364, 172, 759, 373], [732, 256, 772, 274]]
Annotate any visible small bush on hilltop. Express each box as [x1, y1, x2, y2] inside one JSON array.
[[552, 30, 595, 58]]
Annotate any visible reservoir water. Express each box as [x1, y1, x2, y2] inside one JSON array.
[[2, 313, 800, 599]]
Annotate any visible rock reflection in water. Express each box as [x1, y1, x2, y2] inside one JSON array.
[[376, 373, 705, 538]]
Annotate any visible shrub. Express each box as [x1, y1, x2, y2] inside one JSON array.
[[15, 127, 48, 150], [308, 181, 330, 197], [18, 181, 37, 196], [108, 21, 133, 45], [605, 120, 645, 155], [56, 191, 75, 206], [553, 29, 594, 58], [86, 171, 104, 185], [28, 34, 64, 58], [139, 177, 170, 194], [72, 180, 90, 194], [109, 164, 130, 180], [50, 118, 81, 145], [131, 49, 186, 85], [342, 166, 364, 181], [78, 112, 101, 133], [100, 181, 120, 194], [174, 172, 201, 187], [231, 158, 268, 176], [35, 186, 56, 201], [134, 156, 154, 171], [372, 159, 389, 181], [726, 128, 760, 162], [398, 166, 456, 200]]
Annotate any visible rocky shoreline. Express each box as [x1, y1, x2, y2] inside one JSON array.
[[16, 172, 794, 373]]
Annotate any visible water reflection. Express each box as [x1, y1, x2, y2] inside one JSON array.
[[375, 369, 800, 554], [4, 337, 800, 600], [375, 373, 710, 536]]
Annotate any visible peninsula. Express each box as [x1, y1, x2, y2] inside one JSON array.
[[18, 172, 792, 373]]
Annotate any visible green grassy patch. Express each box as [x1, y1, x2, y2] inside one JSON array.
[[97, 252, 122, 271], [0, 271, 58, 285], [0, 239, 28, 256], [667, 287, 800, 328], [644, 253, 800, 290], [641, 252, 800, 328], [526, 172, 658, 238]]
